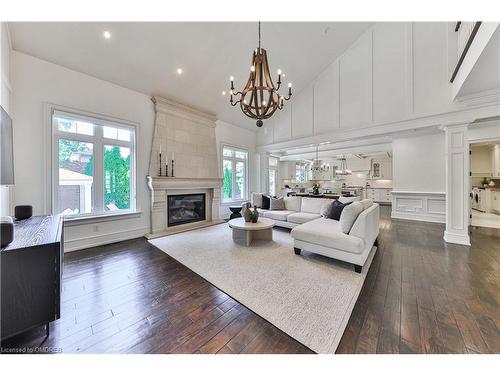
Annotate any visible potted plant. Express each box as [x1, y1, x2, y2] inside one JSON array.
[[312, 183, 320, 195]]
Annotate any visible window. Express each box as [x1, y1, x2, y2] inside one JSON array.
[[222, 145, 248, 202], [295, 163, 307, 183], [268, 156, 278, 196], [53, 110, 136, 217]]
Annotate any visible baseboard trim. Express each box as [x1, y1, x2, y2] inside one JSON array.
[[64, 227, 149, 252], [443, 231, 471, 246], [391, 212, 446, 224]]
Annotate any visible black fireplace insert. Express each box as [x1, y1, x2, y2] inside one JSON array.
[[167, 193, 206, 227]]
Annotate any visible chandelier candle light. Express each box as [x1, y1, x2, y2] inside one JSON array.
[[229, 22, 292, 127], [309, 146, 330, 173]]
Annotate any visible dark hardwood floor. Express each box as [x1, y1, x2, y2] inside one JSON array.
[[1, 206, 499, 354]]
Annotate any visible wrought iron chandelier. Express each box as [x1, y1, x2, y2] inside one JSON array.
[[335, 156, 352, 175], [308, 146, 330, 173], [229, 22, 292, 127]]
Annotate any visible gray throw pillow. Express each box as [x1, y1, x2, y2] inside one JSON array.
[[270, 197, 286, 210], [339, 201, 363, 234]]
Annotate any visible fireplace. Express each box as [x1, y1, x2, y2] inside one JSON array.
[[167, 193, 206, 227]]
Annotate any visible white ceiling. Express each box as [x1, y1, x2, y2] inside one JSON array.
[[8, 22, 373, 130]]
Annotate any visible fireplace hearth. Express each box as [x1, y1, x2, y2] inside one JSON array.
[[168, 193, 206, 227]]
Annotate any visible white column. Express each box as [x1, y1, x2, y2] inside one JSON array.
[[443, 123, 471, 246]]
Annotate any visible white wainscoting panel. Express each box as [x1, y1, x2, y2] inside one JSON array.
[[391, 191, 446, 223]]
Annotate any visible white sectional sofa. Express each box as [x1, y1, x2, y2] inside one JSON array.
[[254, 195, 379, 273], [257, 197, 329, 229]]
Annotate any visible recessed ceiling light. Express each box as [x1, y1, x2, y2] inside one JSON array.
[[103, 31, 111, 39], [176, 68, 183, 75], [222, 91, 226, 96]]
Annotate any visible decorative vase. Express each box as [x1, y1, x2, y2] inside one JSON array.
[[253, 205, 259, 222], [242, 202, 252, 222]]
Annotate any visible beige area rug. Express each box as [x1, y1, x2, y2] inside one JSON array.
[[149, 223, 376, 353]]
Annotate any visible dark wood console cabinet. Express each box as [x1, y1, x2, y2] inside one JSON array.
[[1, 215, 63, 340]]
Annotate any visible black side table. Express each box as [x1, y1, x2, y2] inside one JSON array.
[[229, 205, 243, 219]]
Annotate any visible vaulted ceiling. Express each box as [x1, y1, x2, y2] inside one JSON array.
[[9, 22, 373, 130]]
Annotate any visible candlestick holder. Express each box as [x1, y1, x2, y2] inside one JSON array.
[[158, 153, 162, 176], [171, 159, 175, 177], [165, 163, 169, 177]]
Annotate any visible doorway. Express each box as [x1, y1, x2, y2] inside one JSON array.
[[469, 140, 500, 229]]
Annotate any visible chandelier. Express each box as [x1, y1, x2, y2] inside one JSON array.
[[229, 22, 292, 127], [308, 146, 330, 173], [336, 156, 352, 175]]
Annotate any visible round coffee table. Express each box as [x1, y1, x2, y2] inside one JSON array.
[[228, 217, 275, 246]]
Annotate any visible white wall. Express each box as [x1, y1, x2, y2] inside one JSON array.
[[392, 133, 446, 192], [215, 120, 257, 218], [0, 22, 12, 216], [12, 51, 155, 251], [255, 22, 473, 147]]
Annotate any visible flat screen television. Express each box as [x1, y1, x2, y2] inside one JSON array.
[[1, 105, 14, 185]]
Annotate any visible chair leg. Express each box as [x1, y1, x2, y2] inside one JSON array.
[[354, 264, 362, 273], [294, 247, 301, 255]]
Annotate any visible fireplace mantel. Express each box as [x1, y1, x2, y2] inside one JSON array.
[[146, 96, 222, 238], [146, 176, 223, 238], [147, 176, 222, 190]]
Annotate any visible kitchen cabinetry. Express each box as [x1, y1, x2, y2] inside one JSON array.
[[366, 188, 392, 204], [280, 161, 296, 181], [493, 191, 500, 213], [493, 145, 500, 178], [370, 158, 392, 179]]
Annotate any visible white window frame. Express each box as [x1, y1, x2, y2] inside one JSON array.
[[51, 108, 137, 219], [221, 144, 249, 203], [295, 163, 307, 183], [268, 156, 279, 196]]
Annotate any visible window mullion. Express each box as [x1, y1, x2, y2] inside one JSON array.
[[94, 125, 104, 214], [232, 159, 236, 201]]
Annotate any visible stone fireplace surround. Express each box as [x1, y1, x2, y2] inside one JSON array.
[[146, 97, 223, 238]]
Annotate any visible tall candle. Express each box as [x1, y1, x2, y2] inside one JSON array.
[[159, 143, 162, 155], [171, 152, 175, 161]]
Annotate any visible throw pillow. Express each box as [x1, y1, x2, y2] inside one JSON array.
[[261, 195, 271, 210], [339, 201, 363, 234], [360, 199, 373, 210], [328, 200, 351, 220], [251, 192, 263, 208], [270, 197, 286, 210], [320, 201, 333, 217]]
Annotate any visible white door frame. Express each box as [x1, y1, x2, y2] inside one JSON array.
[[443, 119, 500, 245]]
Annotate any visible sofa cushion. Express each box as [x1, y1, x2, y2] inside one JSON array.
[[338, 196, 359, 204], [251, 192, 263, 208], [263, 210, 295, 221], [270, 197, 286, 210], [291, 218, 365, 254], [287, 212, 322, 224], [339, 201, 363, 234], [329, 200, 351, 220], [261, 195, 271, 209], [284, 196, 301, 212], [320, 201, 333, 217], [301, 197, 331, 214]]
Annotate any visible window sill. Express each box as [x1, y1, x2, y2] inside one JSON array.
[[63, 210, 142, 227], [221, 199, 249, 206]]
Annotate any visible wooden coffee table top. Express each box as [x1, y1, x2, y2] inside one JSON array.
[[228, 217, 275, 231]]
